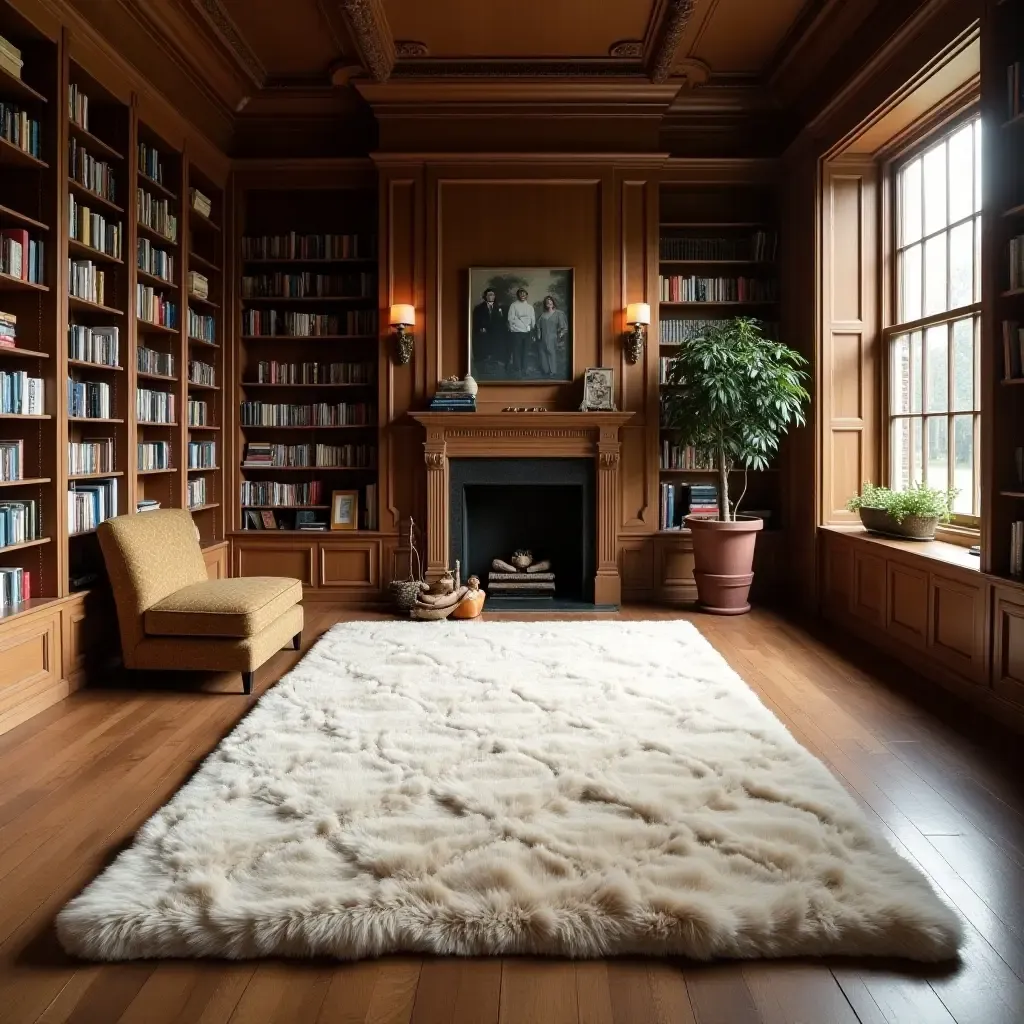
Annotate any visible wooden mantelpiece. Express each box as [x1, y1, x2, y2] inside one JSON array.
[[409, 412, 634, 607]]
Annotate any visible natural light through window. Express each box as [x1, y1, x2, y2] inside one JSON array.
[[890, 115, 982, 522]]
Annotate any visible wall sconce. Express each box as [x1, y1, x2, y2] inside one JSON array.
[[624, 302, 650, 365], [390, 304, 416, 365]]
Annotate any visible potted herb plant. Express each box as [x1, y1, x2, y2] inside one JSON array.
[[661, 317, 810, 614], [846, 482, 956, 540]]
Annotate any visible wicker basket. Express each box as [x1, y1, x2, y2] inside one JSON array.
[[388, 518, 427, 610], [859, 506, 939, 541]]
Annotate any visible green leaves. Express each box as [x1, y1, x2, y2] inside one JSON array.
[[846, 482, 957, 523], [661, 317, 810, 476]]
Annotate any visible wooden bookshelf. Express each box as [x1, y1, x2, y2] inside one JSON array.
[[235, 182, 379, 540], [657, 183, 781, 533]]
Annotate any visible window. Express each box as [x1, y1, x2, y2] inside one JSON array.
[[889, 114, 981, 524]]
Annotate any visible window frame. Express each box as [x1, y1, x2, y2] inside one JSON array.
[[882, 103, 982, 537]]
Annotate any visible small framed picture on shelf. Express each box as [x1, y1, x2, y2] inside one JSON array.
[[579, 367, 616, 412], [260, 511, 278, 529], [330, 490, 359, 531]]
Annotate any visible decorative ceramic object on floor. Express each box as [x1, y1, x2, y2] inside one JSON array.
[[409, 584, 469, 620], [450, 576, 485, 619], [425, 569, 455, 597]]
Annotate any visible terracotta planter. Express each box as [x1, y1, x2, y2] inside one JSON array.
[[685, 514, 764, 615]]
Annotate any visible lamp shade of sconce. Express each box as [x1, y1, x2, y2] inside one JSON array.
[[390, 304, 416, 365], [624, 302, 650, 365]]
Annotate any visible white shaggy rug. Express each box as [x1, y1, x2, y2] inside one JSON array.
[[57, 620, 962, 962]]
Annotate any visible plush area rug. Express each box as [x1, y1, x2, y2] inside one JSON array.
[[57, 620, 962, 962]]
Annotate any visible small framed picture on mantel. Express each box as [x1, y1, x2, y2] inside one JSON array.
[[579, 367, 616, 412], [468, 267, 574, 384]]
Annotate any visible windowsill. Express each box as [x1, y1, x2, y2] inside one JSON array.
[[819, 524, 980, 572]]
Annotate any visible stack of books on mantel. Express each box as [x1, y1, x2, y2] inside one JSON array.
[[429, 378, 476, 413]]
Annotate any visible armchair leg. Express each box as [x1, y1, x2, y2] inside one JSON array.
[[292, 630, 302, 651], [242, 670, 255, 695]]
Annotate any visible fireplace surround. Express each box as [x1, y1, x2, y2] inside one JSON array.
[[410, 412, 633, 608]]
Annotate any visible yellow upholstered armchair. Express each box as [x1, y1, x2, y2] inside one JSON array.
[[98, 509, 304, 694]]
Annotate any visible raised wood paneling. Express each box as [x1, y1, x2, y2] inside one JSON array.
[[234, 543, 316, 586], [993, 585, 1024, 709], [0, 607, 63, 736], [852, 549, 886, 626], [656, 533, 696, 605], [887, 561, 928, 648], [822, 533, 854, 613], [203, 542, 230, 580], [930, 573, 987, 684], [619, 425, 650, 530], [319, 541, 381, 589], [619, 537, 654, 599]]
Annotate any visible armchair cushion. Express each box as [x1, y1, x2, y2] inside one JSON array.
[[144, 576, 302, 639]]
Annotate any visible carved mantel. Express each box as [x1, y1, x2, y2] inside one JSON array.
[[409, 411, 634, 607]]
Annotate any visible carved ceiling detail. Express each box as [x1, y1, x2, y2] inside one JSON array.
[[395, 41, 429, 59], [669, 58, 711, 88], [609, 40, 644, 59], [648, 0, 697, 84], [189, 0, 266, 88], [337, 0, 396, 83]]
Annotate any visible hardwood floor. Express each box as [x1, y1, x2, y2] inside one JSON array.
[[2, 604, 1023, 1024]]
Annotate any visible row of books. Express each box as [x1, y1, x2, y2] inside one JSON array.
[[241, 310, 377, 336], [137, 238, 174, 282], [660, 482, 720, 531], [241, 233, 375, 260], [0, 567, 30, 609], [1001, 321, 1024, 380], [2, 228, 44, 284], [187, 308, 216, 343], [1009, 235, 1024, 291], [1, 371, 44, 415], [69, 194, 121, 258], [187, 477, 206, 509], [138, 441, 171, 471], [253, 361, 374, 385], [69, 324, 119, 366], [242, 509, 323, 530], [0, 310, 14, 346], [239, 402, 373, 426], [659, 275, 778, 303], [188, 359, 215, 386], [138, 143, 165, 185], [658, 357, 676, 384], [137, 499, 160, 514], [0, 101, 41, 159], [68, 83, 90, 130], [67, 378, 111, 419], [187, 399, 209, 426], [240, 273, 375, 300], [137, 189, 178, 243], [660, 441, 714, 471], [138, 346, 174, 376], [659, 230, 777, 262], [242, 442, 375, 468], [69, 439, 114, 476], [69, 259, 107, 304], [240, 481, 325, 507], [0, 440, 23, 481], [68, 478, 117, 534], [69, 138, 117, 204], [137, 285, 177, 328], [0, 499, 38, 548], [136, 388, 174, 424], [188, 440, 216, 468]]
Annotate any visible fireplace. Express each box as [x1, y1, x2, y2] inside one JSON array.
[[449, 458, 594, 606]]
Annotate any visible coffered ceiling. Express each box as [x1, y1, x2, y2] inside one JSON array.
[[85, 0, 893, 156]]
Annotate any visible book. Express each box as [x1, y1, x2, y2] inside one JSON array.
[[0, 34, 23, 63], [188, 271, 209, 299], [190, 188, 212, 217], [0, 229, 26, 279]]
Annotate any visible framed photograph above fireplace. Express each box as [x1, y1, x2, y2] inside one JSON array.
[[468, 267, 574, 384]]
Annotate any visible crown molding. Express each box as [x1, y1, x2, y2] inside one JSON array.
[[336, 0, 395, 82], [388, 59, 648, 79], [646, 0, 697, 83], [369, 150, 673, 167], [188, 0, 266, 89]]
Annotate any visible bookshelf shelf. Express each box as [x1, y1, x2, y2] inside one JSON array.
[[136, 319, 178, 335], [239, 334, 376, 342], [242, 257, 376, 265], [187, 292, 219, 310], [241, 295, 374, 304], [138, 171, 176, 201], [186, 423, 218, 431], [1001, 111, 1024, 129], [68, 294, 121, 315], [0, 64, 47, 104], [1000, 287, 1024, 299], [0, 413, 50, 420], [68, 121, 123, 162], [241, 504, 330, 510], [1001, 491, 1024, 498], [188, 465, 219, 473], [0, 272, 47, 293], [137, 467, 177, 476], [186, 381, 219, 391], [68, 528, 97, 538], [188, 250, 220, 273], [137, 371, 177, 382], [0, 537, 51, 554], [189, 209, 220, 233], [660, 300, 778, 307], [0, 477, 51, 487], [136, 267, 177, 290], [1002, 203, 1024, 219], [68, 359, 121, 371], [187, 502, 219, 512], [67, 238, 123, 264], [137, 420, 179, 427], [240, 464, 373, 472], [69, 472, 124, 481], [238, 423, 374, 430], [0, 136, 47, 169], [0, 346, 50, 359], [659, 259, 775, 267], [242, 382, 373, 388], [135, 220, 178, 247], [66, 177, 122, 214], [68, 416, 124, 424], [0, 204, 48, 231]]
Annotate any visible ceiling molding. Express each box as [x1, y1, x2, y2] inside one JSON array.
[[609, 41, 645, 59], [337, 0, 396, 82], [188, 0, 266, 89], [388, 60, 650, 79], [647, 0, 697, 84], [764, 0, 845, 87], [394, 41, 429, 58]]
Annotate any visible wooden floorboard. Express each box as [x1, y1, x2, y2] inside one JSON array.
[[2, 605, 1024, 1023]]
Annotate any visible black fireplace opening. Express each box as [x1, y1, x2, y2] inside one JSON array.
[[450, 458, 595, 606]]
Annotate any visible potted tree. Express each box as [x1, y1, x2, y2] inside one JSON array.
[[661, 317, 810, 614]]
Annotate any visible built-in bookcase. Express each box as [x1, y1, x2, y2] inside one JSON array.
[[657, 184, 781, 532], [984, 0, 1024, 578], [0, 6, 58, 610], [236, 186, 378, 536]]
